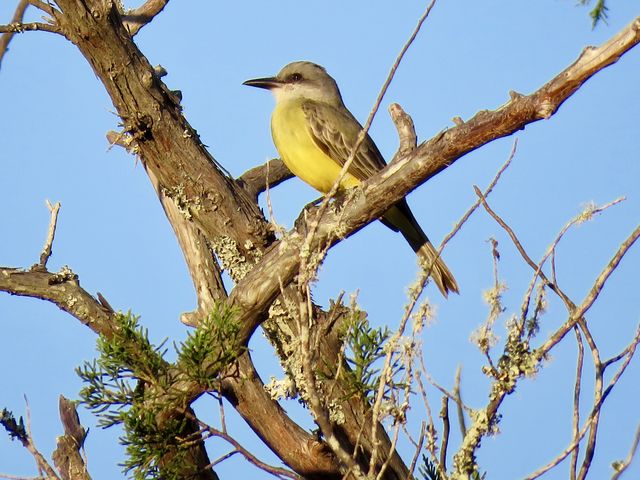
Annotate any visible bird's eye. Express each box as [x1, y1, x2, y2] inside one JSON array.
[[288, 73, 303, 82]]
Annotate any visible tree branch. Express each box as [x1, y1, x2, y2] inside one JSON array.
[[52, 396, 91, 480], [220, 353, 341, 479], [188, 413, 303, 479], [0, 21, 61, 35], [0, 267, 116, 335], [122, 0, 170, 36], [36, 200, 61, 270], [538, 224, 640, 356], [237, 158, 293, 202], [612, 423, 640, 480], [2, 399, 61, 480], [0, 0, 28, 68], [0, 0, 61, 69]]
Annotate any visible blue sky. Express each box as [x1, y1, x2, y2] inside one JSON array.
[[1, 1, 639, 479]]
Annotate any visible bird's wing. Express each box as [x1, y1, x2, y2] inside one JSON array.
[[302, 101, 387, 181]]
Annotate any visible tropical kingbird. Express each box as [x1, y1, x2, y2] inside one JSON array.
[[244, 61, 458, 297]]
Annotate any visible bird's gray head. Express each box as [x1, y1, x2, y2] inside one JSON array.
[[243, 61, 344, 106]]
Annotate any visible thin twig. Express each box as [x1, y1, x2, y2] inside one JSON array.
[[0, 22, 60, 35], [208, 450, 239, 469], [525, 326, 640, 480], [21, 397, 60, 479], [474, 185, 572, 307], [611, 423, 640, 480], [37, 200, 61, 269], [408, 422, 426, 478], [375, 421, 402, 480], [0, 474, 43, 480], [0, 0, 29, 68], [538, 224, 640, 356], [577, 318, 602, 480], [439, 396, 450, 472], [570, 326, 584, 480], [189, 414, 301, 479], [453, 366, 466, 437], [396, 139, 518, 350]]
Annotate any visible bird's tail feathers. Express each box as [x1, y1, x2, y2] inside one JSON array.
[[417, 242, 459, 298]]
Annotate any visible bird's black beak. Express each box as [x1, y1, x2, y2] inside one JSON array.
[[242, 76, 281, 90]]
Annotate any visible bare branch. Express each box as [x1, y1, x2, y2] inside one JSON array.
[[612, 423, 640, 480], [474, 185, 573, 306], [0, 473, 42, 480], [358, 0, 437, 162], [220, 353, 341, 478], [23, 398, 60, 480], [52, 396, 91, 480], [190, 414, 302, 480], [0, 21, 61, 35], [453, 366, 467, 437], [408, 422, 426, 478], [538, 224, 640, 355], [439, 396, 450, 472], [525, 326, 640, 480], [0, 0, 28, 67], [36, 200, 61, 270], [576, 319, 602, 480], [122, 0, 170, 36], [570, 327, 585, 480], [388, 103, 418, 159], [237, 158, 293, 201], [0, 267, 115, 336]]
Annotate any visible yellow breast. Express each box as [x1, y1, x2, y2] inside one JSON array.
[[271, 101, 360, 193]]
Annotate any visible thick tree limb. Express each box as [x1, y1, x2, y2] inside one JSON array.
[[144, 167, 228, 326], [0, 267, 115, 335], [221, 354, 341, 479], [53, 0, 274, 270]]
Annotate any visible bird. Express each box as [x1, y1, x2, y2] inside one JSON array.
[[243, 61, 458, 297]]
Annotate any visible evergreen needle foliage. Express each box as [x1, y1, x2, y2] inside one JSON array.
[[0, 408, 27, 443], [342, 314, 405, 403], [77, 311, 190, 478], [76, 307, 243, 478], [419, 455, 441, 480], [178, 302, 243, 389], [579, 0, 609, 27]]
